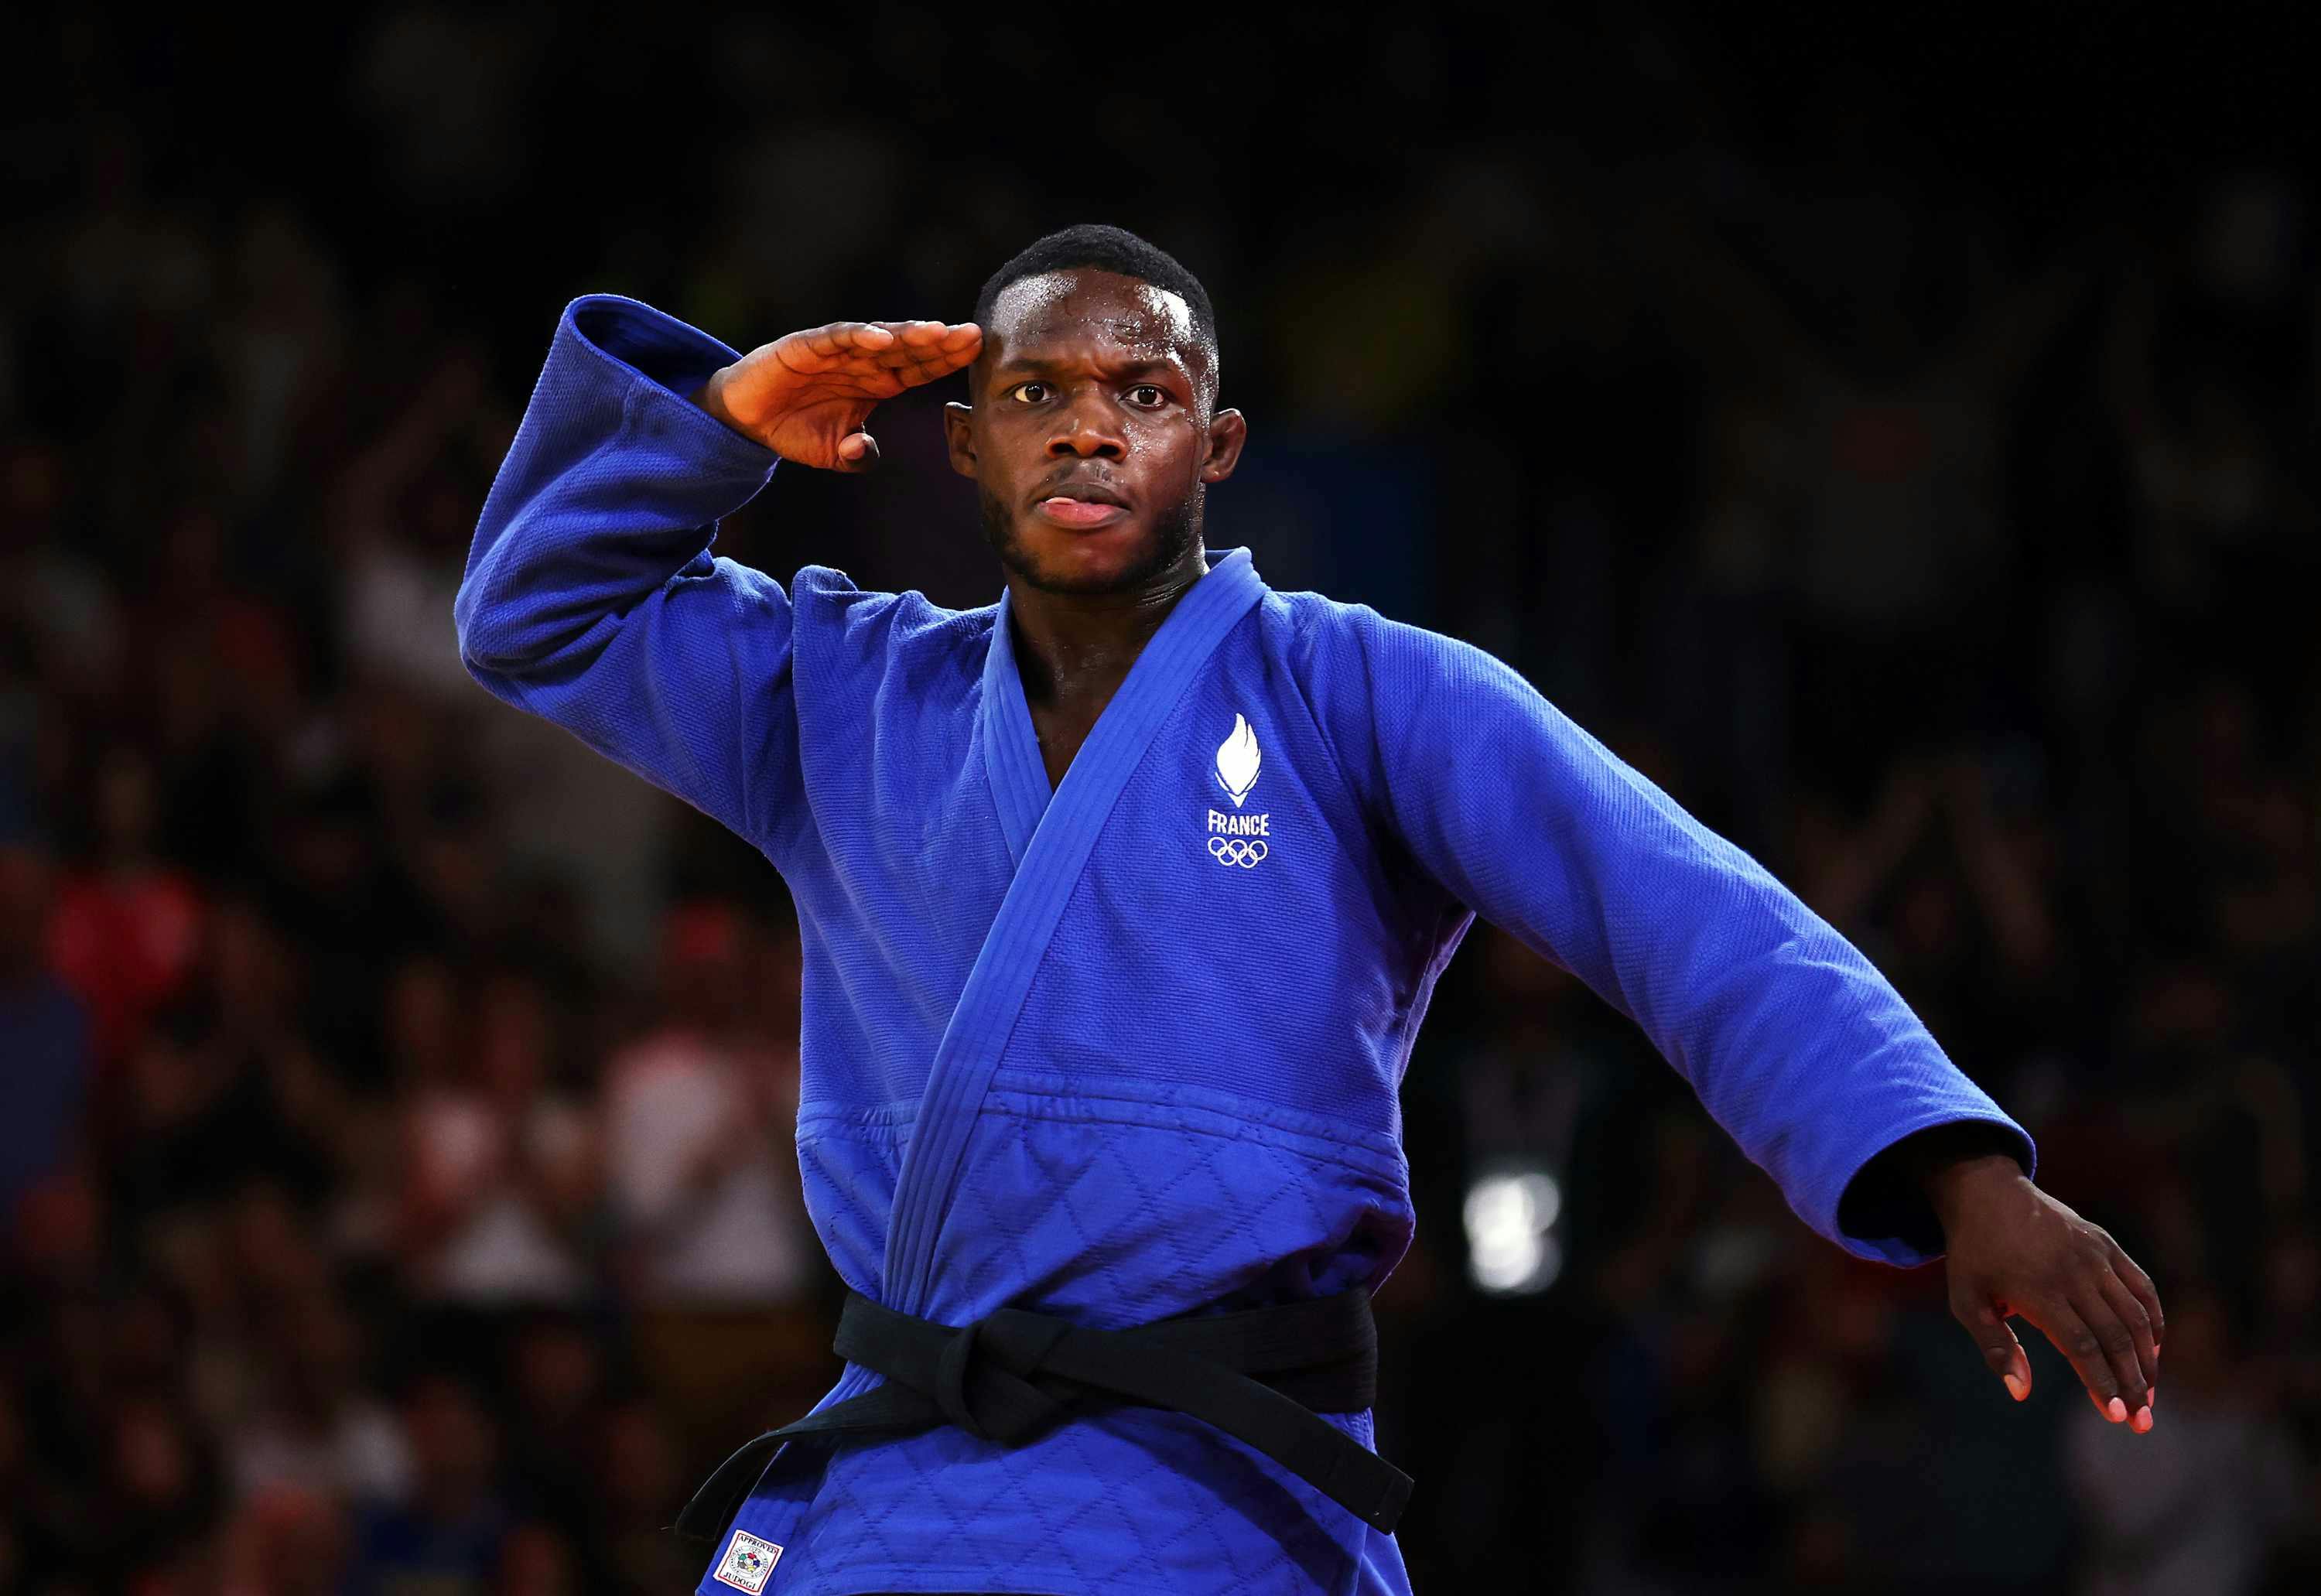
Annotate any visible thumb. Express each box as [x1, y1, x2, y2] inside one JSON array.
[[1957, 1291, 2032, 1402], [834, 430, 880, 473]]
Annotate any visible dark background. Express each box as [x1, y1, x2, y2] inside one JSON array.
[[3, 5, 2317, 1593]]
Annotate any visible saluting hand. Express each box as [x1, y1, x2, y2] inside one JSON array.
[[1934, 1154, 2165, 1433], [694, 319, 983, 473]]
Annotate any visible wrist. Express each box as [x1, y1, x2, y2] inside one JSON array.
[[1925, 1151, 2030, 1240]]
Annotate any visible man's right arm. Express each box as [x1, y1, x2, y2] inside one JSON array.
[[454, 296, 981, 853], [453, 294, 798, 850]]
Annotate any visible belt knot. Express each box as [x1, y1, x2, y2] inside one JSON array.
[[933, 1307, 1073, 1443]]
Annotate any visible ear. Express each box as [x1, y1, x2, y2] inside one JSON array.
[[942, 402, 978, 479], [1199, 408, 1248, 484]]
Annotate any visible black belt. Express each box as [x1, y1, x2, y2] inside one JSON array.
[[675, 1289, 1412, 1545]]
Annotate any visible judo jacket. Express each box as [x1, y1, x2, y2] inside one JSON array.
[[454, 295, 2036, 1596]]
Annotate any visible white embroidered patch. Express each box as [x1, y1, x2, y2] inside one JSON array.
[[1215, 713, 1262, 807], [713, 1529, 782, 1593], [1205, 716, 1271, 866]]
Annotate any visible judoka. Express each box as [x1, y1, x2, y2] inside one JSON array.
[[454, 224, 2163, 1596]]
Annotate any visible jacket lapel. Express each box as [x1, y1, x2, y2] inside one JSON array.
[[978, 584, 1050, 872], [895, 549, 1265, 1314]]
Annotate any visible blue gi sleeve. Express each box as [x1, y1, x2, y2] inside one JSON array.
[[1328, 608, 2033, 1266], [454, 295, 803, 860]]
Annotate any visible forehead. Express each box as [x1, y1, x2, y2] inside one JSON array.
[[986, 269, 1205, 371]]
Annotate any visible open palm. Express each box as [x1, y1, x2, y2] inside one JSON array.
[[696, 318, 983, 472]]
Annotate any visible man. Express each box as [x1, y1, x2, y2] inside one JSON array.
[[456, 224, 2162, 1596]]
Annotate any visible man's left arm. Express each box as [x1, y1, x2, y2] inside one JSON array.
[[1325, 610, 2159, 1430]]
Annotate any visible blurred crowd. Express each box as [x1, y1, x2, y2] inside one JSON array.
[[2, 6, 2316, 1594]]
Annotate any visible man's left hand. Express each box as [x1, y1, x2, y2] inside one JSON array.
[[1933, 1153, 2164, 1432]]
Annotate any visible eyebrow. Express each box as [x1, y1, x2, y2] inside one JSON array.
[[989, 354, 1189, 379]]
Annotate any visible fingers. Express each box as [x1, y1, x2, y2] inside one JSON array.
[[772, 322, 908, 389], [2028, 1297, 2122, 1418], [787, 320, 974, 366], [739, 319, 978, 470], [2091, 1266, 2159, 1405], [2107, 1238, 2166, 1353], [1956, 1295, 2032, 1403], [865, 320, 982, 387], [778, 321, 896, 373], [876, 318, 980, 349], [2080, 1280, 2145, 1420]]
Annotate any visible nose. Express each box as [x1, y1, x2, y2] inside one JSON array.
[[1046, 396, 1126, 459]]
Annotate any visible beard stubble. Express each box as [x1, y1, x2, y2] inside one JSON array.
[[979, 481, 1205, 596]]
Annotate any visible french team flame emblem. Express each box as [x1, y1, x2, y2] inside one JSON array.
[[1215, 714, 1261, 808]]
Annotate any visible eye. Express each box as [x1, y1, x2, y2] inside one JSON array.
[[1007, 381, 1051, 405], [1127, 384, 1169, 408]]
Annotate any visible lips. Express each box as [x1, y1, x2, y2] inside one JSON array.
[[1031, 478, 1131, 529], [1034, 477, 1127, 506], [1036, 497, 1128, 528]]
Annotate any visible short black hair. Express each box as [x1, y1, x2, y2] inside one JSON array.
[[974, 224, 1219, 375]]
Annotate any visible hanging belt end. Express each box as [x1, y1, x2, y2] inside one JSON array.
[[1360, 1466, 1414, 1535]]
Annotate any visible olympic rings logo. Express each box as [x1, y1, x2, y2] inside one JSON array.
[[1208, 836, 1269, 868]]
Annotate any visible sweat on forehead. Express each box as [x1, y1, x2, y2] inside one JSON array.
[[983, 271, 1218, 390]]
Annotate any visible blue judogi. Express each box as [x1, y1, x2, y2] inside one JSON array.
[[456, 296, 2034, 1596]]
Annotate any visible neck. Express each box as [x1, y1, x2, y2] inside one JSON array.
[[1005, 541, 1209, 706]]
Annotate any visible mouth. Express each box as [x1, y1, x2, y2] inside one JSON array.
[[1031, 479, 1131, 529]]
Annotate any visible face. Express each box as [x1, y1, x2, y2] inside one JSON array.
[[945, 268, 1246, 596]]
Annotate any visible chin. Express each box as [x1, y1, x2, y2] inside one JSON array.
[[981, 487, 1204, 596], [1004, 521, 1178, 596]]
